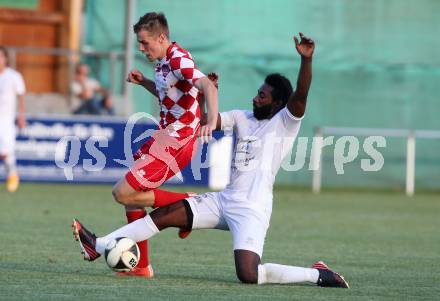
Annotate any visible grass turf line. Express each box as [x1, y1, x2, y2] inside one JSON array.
[[0, 183, 439, 301]]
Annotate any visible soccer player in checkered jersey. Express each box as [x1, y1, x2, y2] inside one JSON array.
[[0, 46, 26, 193], [73, 33, 349, 287], [79, 12, 218, 278]]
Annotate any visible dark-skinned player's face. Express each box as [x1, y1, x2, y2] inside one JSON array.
[[253, 83, 274, 120]]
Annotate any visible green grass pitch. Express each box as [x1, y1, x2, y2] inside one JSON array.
[[0, 183, 439, 301]]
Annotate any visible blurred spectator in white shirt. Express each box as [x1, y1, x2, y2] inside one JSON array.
[[71, 63, 114, 115]]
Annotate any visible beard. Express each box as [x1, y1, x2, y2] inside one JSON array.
[[253, 103, 273, 120]]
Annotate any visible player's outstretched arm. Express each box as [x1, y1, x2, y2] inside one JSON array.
[[126, 69, 159, 98], [195, 76, 219, 143], [199, 73, 222, 131], [17, 94, 26, 129], [287, 33, 315, 118]]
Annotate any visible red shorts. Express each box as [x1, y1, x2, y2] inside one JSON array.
[[125, 134, 198, 191]]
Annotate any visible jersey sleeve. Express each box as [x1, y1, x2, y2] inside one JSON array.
[[14, 72, 26, 95], [220, 110, 245, 132], [276, 107, 304, 133], [169, 54, 205, 85]]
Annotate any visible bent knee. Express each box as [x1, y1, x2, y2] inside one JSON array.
[[112, 187, 130, 205]]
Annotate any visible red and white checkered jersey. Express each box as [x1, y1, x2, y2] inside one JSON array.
[[154, 42, 205, 139]]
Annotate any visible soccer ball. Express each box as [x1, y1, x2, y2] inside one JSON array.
[[104, 237, 140, 272]]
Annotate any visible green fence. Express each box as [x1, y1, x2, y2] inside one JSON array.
[[83, 0, 440, 190]]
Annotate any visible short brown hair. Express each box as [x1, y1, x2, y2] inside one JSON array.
[[133, 12, 169, 38]]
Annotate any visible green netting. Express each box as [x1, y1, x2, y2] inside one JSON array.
[[83, 0, 440, 190]]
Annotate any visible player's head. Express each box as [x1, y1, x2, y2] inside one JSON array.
[[133, 12, 170, 62], [253, 73, 293, 120], [0, 46, 8, 70], [75, 63, 89, 76]]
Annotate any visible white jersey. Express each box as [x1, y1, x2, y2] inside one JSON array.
[[220, 107, 303, 211], [0, 67, 25, 121], [186, 107, 303, 256]]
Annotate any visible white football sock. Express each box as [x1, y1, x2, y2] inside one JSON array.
[[4, 154, 17, 176], [95, 215, 160, 255], [257, 263, 319, 285]]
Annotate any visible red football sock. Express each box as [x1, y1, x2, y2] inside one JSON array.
[[126, 209, 149, 268], [153, 189, 189, 208]]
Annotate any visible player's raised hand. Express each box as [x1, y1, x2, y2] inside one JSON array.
[[127, 69, 146, 85], [294, 33, 315, 59]]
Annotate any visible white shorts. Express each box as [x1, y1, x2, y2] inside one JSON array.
[[0, 121, 16, 155], [186, 192, 270, 258]]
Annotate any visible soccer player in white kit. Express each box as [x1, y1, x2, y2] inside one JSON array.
[[73, 33, 349, 288], [0, 47, 26, 192]]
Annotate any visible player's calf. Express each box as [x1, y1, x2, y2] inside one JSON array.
[[236, 268, 258, 284], [234, 249, 260, 284], [149, 200, 190, 230]]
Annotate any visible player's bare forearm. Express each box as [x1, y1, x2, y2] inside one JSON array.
[[127, 69, 158, 98], [17, 94, 26, 128], [195, 77, 218, 141], [287, 57, 312, 117], [141, 78, 159, 98], [198, 72, 219, 127], [287, 33, 315, 118], [18, 94, 25, 115], [296, 57, 312, 99], [204, 85, 218, 129]]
